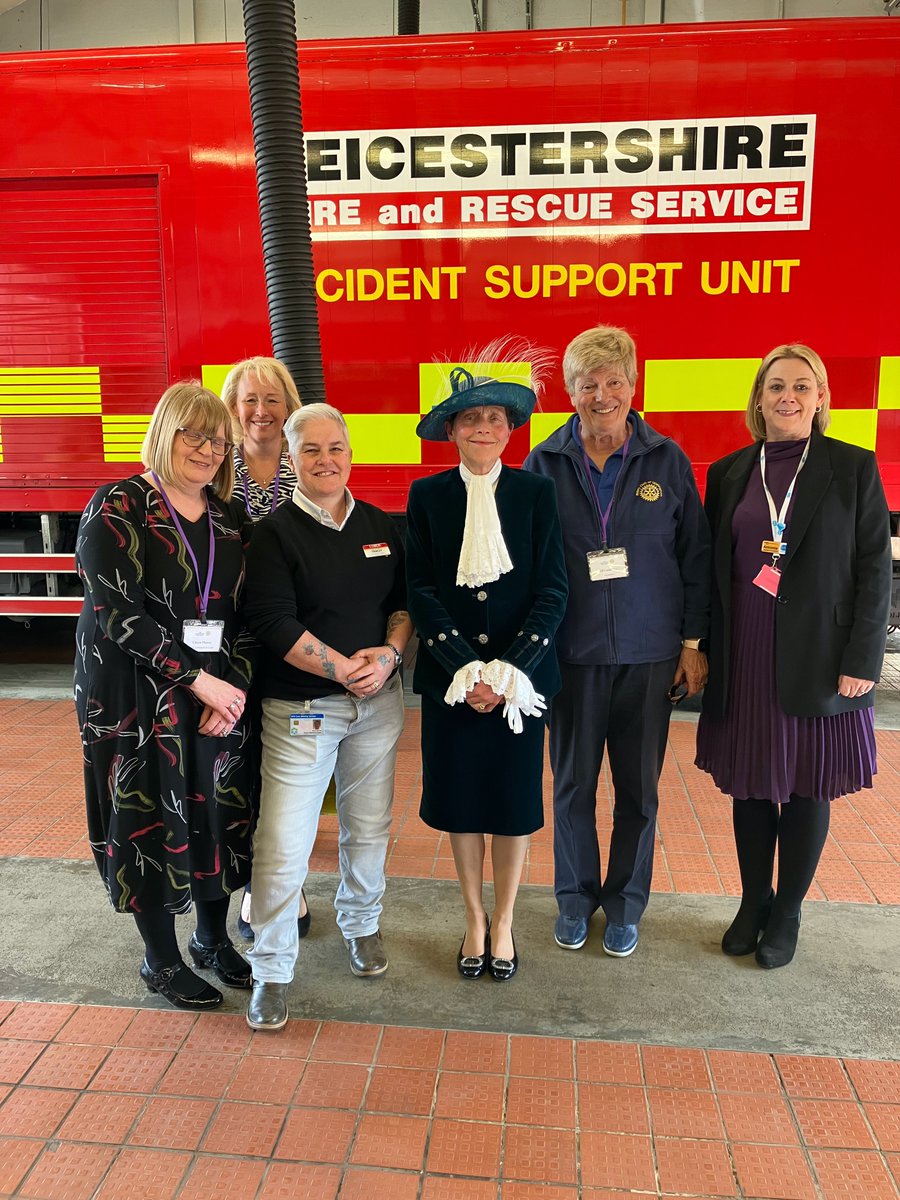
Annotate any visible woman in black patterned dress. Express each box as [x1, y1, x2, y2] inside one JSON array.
[[75, 383, 257, 1009]]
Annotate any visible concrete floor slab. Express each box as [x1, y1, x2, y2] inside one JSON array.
[[2, 859, 897, 1059]]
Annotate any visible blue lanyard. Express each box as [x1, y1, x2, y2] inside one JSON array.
[[580, 430, 630, 548], [239, 451, 282, 517], [150, 472, 216, 621]]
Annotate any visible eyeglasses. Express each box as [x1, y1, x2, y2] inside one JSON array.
[[177, 427, 233, 457]]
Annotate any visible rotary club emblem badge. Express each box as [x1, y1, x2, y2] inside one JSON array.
[[636, 481, 662, 502]]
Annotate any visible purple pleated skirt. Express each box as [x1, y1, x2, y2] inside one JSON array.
[[695, 581, 877, 804]]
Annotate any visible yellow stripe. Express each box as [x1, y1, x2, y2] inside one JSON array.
[[0, 366, 98, 376], [530, 411, 570, 449], [827, 411, 877, 451], [877, 357, 900, 411], [102, 414, 151, 462], [0, 367, 102, 416], [344, 413, 421, 465], [643, 359, 760, 412]]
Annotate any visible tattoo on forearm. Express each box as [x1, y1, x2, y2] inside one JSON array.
[[386, 611, 409, 636], [300, 637, 336, 679]]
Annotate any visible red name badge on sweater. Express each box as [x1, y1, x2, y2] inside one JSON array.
[[363, 543, 391, 558], [752, 563, 781, 597]]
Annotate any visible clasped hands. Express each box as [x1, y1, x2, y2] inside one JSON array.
[[189, 669, 246, 737], [342, 646, 396, 698]]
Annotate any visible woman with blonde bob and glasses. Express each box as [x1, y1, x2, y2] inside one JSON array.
[[696, 345, 891, 969], [75, 382, 257, 1010]]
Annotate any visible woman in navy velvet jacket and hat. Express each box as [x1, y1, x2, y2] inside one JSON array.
[[696, 344, 891, 969], [406, 359, 567, 981]]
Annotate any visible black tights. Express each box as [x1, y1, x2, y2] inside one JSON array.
[[133, 896, 231, 970], [733, 795, 831, 918]]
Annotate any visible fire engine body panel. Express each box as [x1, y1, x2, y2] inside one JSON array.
[[1, 18, 898, 518]]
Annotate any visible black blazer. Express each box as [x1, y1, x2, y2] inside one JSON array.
[[703, 431, 891, 719], [406, 466, 568, 702]]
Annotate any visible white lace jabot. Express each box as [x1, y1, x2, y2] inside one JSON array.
[[455, 460, 512, 588]]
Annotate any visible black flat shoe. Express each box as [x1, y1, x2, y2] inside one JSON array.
[[756, 912, 801, 970], [457, 918, 490, 980], [238, 889, 310, 942], [140, 960, 223, 1010], [188, 933, 252, 989], [489, 932, 518, 981], [722, 890, 775, 956]]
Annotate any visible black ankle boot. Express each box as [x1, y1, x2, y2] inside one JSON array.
[[722, 891, 774, 956], [756, 911, 801, 969]]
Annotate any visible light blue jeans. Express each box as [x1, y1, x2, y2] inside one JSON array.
[[247, 673, 405, 983]]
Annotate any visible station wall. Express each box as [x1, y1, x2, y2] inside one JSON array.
[[0, 0, 890, 52]]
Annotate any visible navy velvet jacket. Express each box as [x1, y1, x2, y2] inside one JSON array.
[[406, 466, 568, 702]]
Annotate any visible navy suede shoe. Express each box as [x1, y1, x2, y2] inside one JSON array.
[[554, 914, 589, 950], [602, 922, 638, 957]]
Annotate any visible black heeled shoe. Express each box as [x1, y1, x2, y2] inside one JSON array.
[[140, 959, 223, 1010], [722, 890, 775, 956], [489, 932, 518, 981], [237, 888, 311, 942], [188, 933, 253, 989], [457, 917, 490, 980], [756, 911, 801, 970]]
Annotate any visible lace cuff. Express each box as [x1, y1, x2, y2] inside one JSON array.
[[443, 660, 486, 706], [482, 659, 547, 734]]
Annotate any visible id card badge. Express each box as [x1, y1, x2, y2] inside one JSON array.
[[587, 547, 629, 581], [290, 712, 325, 736], [182, 619, 224, 652], [363, 543, 391, 558], [752, 563, 781, 597]]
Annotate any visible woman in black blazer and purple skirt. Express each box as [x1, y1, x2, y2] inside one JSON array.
[[696, 344, 891, 969]]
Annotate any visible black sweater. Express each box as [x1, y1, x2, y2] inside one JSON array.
[[244, 498, 406, 701]]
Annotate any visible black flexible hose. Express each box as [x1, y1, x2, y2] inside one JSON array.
[[242, 0, 325, 401], [398, 0, 420, 34]]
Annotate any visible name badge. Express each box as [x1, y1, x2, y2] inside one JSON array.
[[761, 539, 787, 556], [363, 543, 391, 558], [290, 712, 324, 736], [752, 563, 781, 597], [182, 619, 224, 652], [587, 547, 629, 581]]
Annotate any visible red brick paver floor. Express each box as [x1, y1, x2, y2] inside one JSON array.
[[1, 1004, 899, 1199], [3, 701, 900, 902]]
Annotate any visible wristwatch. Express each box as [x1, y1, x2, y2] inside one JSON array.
[[385, 641, 404, 668], [682, 638, 708, 652]]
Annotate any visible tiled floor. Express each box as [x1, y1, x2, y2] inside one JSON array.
[[2, 701, 900, 904], [2, 698, 899, 1198], [1, 1003, 900, 1199]]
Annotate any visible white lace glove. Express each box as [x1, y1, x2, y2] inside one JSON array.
[[482, 659, 547, 735], [443, 660, 487, 706]]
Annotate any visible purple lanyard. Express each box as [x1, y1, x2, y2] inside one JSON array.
[[580, 432, 630, 548], [150, 472, 216, 621], [240, 452, 282, 517]]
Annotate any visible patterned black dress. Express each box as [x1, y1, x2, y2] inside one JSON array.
[[75, 475, 256, 913]]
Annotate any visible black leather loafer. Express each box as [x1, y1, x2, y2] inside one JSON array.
[[489, 933, 518, 981], [756, 912, 801, 969], [188, 933, 252, 989], [140, 959, 223, 1010], [246, 981, 289, 1031]]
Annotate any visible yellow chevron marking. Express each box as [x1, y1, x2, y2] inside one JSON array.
[[201, 365, 231, 399], [529, 412, 570, 449]]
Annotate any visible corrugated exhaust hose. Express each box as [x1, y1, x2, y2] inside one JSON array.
[[242, 0, 326, 402]]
